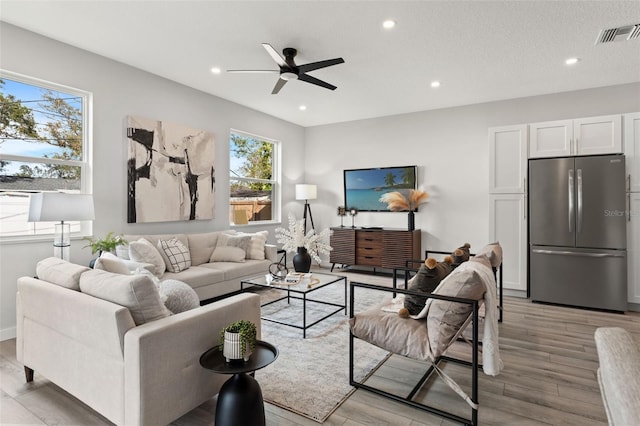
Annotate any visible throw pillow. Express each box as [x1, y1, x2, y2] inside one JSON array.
[[427, 263, 486, 358], [210, 246, 246, 263], [237, 231, 268, 260], [159, 279, 200, 314], [472, 242, 503, 268], [217, 233, 251, 258], [79, 269, 171, 325], [94, 252, 131, 275], [36, 257, 90, 291], [403, 257, 453, 316], [452, 243, 471, 265], [128, 238, 166, 278], [115, 244, 130, 260], [157, 238, 191, 273]]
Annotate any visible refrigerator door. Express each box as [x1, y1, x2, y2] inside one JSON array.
[[575, 155, 626, 249], [529, 157, 575, 247], [530, 245, 627, 312]]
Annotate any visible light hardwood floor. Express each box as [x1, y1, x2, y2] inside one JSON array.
[[2, 269, 639, 425]]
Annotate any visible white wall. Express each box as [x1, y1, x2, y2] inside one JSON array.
[[0, 23, 306, 340], [304, 83, 640, 253]]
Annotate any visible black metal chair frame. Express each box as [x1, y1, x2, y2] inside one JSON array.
[[349, 281, 481, 425]]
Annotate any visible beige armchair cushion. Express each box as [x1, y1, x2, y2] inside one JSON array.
[[80, 269, 170, 325]]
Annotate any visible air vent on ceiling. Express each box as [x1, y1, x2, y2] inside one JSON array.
[[595, 24, 640, 44]]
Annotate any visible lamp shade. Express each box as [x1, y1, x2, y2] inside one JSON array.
[[295, 184, 317, 201], [28, 193, 95, 222]]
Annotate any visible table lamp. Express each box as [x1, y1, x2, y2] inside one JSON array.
[[28, 192, 95, 261], [295, 184, 317, 234]]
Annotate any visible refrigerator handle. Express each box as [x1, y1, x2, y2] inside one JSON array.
[[568, 169, 574, 232], [577, 168, 583, 232]]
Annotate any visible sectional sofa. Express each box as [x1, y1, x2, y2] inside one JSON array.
[[110, 230, 278, 301]]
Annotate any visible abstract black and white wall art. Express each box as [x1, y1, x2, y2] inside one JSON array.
[[126, 115, 215, 223]]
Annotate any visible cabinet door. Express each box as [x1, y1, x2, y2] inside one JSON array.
[[574, 114, 622, 155], [628, 193, 640, 305], [381, 230, 421, 269], [489, 125, 528, 193], [489, 194, 527, 292], [624, 112, 640, 193], [329, 228, 355, 265], [529, 120, 572, 158]]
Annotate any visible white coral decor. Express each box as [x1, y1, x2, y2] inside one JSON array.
[[275, 213, 332, 263]]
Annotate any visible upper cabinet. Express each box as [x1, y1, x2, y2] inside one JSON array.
[[489, 125, 528, 193], [624, 112, 640, 193], [529, 115, 622, 158]]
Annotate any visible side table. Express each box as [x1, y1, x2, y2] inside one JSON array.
[[200, 340, 278, 426]]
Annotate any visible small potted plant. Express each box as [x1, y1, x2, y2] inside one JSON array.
[[219, 320, 257, 363], [83, 232, 128, 268]]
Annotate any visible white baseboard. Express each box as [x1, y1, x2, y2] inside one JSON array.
[[503, 289, 527, 298], [627, 302, 640, 313], [1, 327, 16, 342]]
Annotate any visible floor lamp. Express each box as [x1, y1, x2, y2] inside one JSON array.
[[295, 184, 317, 234], [28, 192, 95, 261]]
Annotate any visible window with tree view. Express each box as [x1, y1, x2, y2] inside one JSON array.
[[229, 131, 278, 224], [0, 74, 91, 238]]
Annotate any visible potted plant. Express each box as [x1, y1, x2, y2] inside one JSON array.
[[219, 320, 257, 363], [275, 213, 332, 273], [83, 232, 128, 267], [379, 189, 429, 231]]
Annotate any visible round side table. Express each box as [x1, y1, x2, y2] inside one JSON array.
[[200, 340, 278, 426]]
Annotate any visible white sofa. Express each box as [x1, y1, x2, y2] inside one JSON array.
[[594, 327, 640, 425], [17, 266, 262, 426], [117, 231, 278, 301]]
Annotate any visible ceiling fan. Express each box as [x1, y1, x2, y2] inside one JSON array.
[[227, 43, 345, 94]]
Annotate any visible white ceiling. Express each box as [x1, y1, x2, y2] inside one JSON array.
[[1, 1, 639, 127]]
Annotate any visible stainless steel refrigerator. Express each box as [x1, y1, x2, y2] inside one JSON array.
[[529, 154, 627, 312]]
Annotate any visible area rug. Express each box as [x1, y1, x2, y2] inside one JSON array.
[[252, 280, 389, 423]]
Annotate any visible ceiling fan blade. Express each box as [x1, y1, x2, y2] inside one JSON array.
[[262, 43, 287, 67], [272, 77, 287, 94], [298, 73, 337, 91], [227, 70, 279, 73], [298, 58, 345, 74]]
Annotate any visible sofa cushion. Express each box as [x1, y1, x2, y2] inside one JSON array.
[[201, 259, 269, 281], [210, 246, 246, 263], [36, 257, 90, 291], [129, 238, 166, 277], [79, 269, 170, 325], [94, 252, 131, 275], [236, 231, 268, 260], [158, 279, 200, 314], [187, 232, 220, 266], [157, 238, 191, 273], [427, 263, 486, 358], [162, 265, 225, 290]]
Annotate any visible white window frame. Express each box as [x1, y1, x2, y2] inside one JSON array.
[[229, 129, 280, 226], [0, 70, 93, 242]]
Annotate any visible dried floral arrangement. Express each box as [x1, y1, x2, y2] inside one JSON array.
[[275, 212, 332, 263], [379, 189, 429, 212]]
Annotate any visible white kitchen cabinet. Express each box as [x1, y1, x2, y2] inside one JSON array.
[[489, 125, 528, 193], [627, 193, 640, 305], [489, 194, 527, 292], [624, 112, 640, 193], [529, 115, 622, 158]]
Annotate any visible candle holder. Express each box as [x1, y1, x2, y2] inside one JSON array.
[[337, 206, 346, 227], [349, 207, 358, 228]]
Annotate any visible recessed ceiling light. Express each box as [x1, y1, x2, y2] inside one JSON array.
[[210, 67, 221, 74], [430, 81, 441, 88], [299, 105, 307, 111], [565, 57, 580, 65], [382, 20, 396, 29]]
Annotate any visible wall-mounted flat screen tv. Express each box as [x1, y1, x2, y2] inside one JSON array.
[[343, 166, 417, 212]]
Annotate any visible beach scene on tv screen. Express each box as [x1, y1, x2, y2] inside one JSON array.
[[345, 166, 416, 211]]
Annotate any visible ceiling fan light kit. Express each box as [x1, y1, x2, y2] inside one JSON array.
[[228, 43, 344, 94]]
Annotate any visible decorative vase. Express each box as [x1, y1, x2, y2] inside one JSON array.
[[408, 211, 415, 231], [223, 331, 252, 363], [292, 247, 312, 273]]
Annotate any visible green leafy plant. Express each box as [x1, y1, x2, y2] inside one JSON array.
[[219, 320, 257, 357], [83, 232, 128, 255]]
